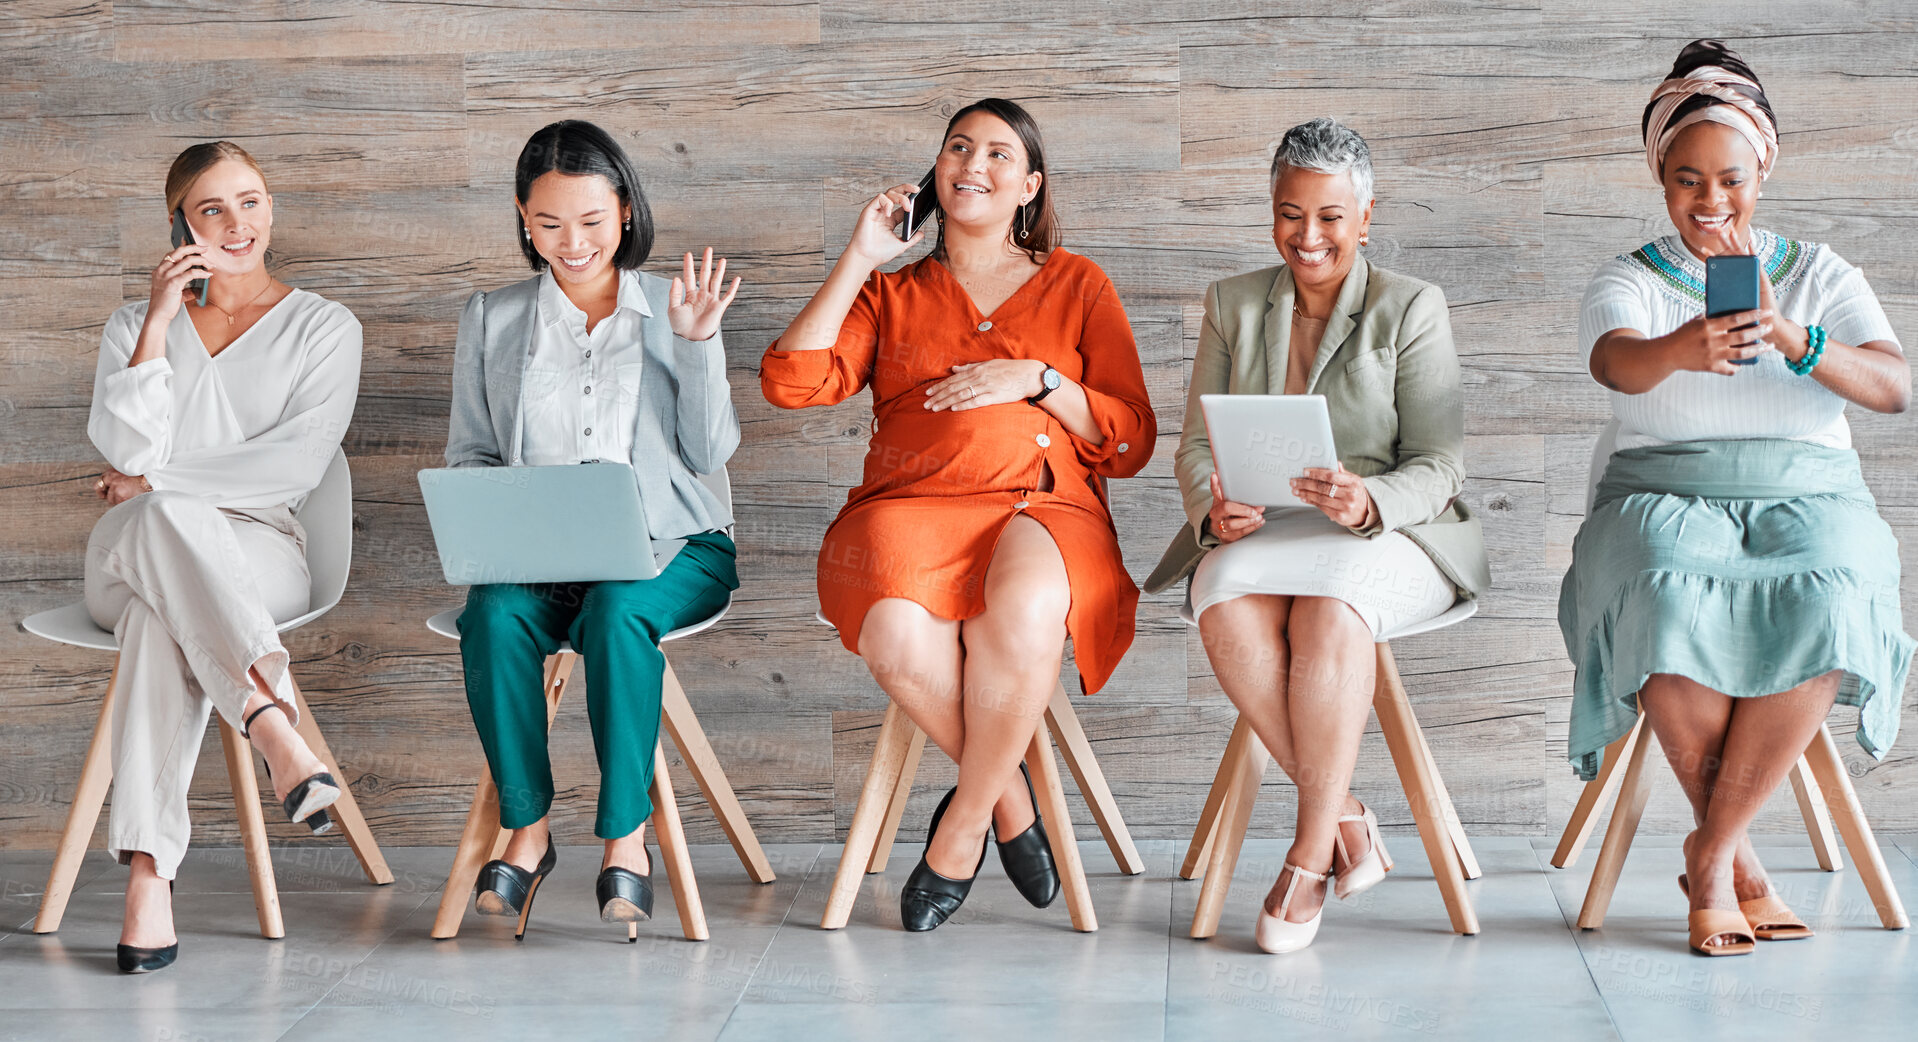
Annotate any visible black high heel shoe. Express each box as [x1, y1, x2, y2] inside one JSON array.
[[995, 762, 1059, 909], [597, 847, 655, 944], [900, 788, 988, 932], [241, 703, 340, 835], [117, 879, 177, 974], [474, 840, 557, 941]]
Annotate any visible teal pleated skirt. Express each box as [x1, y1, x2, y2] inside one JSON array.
[[1558, 438, 1913, 781]]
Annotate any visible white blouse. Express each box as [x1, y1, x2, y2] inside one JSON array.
[[88, 290, 362, 511], [1578, 229, 1899, 450], [519, 268, 649, 467]]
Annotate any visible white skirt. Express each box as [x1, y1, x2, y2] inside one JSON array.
[[1189, 508, 1456, 638]]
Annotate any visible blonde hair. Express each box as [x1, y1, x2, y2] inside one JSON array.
[[164, 141, 268, 215]]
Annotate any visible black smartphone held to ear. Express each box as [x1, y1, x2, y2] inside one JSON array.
[[898, 167, 940, 243], [170, 208, 210, 308], [1705, 255, 1761, 365]]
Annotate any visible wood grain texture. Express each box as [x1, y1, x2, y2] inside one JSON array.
[[2, 1, 1914, 852]]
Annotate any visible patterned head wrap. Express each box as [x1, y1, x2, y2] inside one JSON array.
[[1641, 40, 1778, 183]]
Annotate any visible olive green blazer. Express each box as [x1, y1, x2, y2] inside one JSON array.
[[1143, 259, 1491, 598]]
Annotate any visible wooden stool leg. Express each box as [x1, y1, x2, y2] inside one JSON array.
[[220, 721, 284, 940], [34, 661, 122, 935], [1802, 725, 1907, 929], [431, 652, 574, 940], [287, 678, 392, 886], [867, 728, 926, 874], [1788, 756, 1842, 873], [650, 744, 707, 941], [1190, 731, 1265, 939], [658, 659, 775, 884], [1045, 683, 1144, 876], [1374, 644, 1478, 936], [1576, 722, 1655, 929], [1027, 720, 1095, 932], [821, 704, 918, 929], [1181, 716, 1251, 881], [1409, 711, 1481, 880], [1551, 718, 1642, 869], [432, 768, 506, 940]]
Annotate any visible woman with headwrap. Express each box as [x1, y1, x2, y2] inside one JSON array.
[[1561, 40, 1911, 957]]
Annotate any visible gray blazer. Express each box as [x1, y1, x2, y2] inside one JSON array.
[[445, 271, 740, 558], [1144, 258, 1491, 598]]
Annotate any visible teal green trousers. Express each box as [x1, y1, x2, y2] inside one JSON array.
[[458, 532, 738, 837]]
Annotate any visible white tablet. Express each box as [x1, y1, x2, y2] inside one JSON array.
[[1200, 394, 1340, 509]]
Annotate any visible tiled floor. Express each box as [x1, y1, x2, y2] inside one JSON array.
[[4, 835, 1916, 1040]]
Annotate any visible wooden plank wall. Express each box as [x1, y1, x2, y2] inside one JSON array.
[[3, 0, 1914, 856]]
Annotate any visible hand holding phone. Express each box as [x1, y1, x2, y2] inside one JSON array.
[[1705, 255, 1761, 366], [170, 209, 211, 308], [899, 167, 940, 242]]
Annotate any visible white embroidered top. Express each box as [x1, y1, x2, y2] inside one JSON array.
[[1578, 229, 1899, 450]]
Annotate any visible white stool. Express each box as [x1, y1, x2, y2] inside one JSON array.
[[814, 612, 1145, 933], [1180, 597, 1484, 937], [425, 466, 772, 942], [21, 449, 392, 940], [1550, 421, 1906, 930]]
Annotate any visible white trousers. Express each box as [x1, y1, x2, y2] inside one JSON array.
[[84, 492, 310, 880]]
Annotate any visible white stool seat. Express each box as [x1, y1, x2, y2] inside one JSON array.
[[21, 448, 355, 651], [425, 596, 732, 648]]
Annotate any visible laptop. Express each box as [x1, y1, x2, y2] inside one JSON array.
[[417, 463, 671, 585], [1199, 394, 1340, 510]]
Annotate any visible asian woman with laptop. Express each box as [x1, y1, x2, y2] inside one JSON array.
[[443, 120, 743, 938]]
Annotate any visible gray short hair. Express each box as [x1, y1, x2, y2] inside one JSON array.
[[1268, 117, 1374, 205]]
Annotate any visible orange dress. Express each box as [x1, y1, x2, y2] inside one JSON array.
[[761, 249, 1156, 693]]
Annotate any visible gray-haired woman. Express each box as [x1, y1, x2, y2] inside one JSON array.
[[1146, 117, 1489, 954]]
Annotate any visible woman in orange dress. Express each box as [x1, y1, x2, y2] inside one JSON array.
[[763, 98, 1154, 931]]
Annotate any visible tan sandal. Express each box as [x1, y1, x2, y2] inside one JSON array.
[[1688, 909, 1756, 956], [1739, 893, 1814, 941], [1679, 874, 1813, 941]]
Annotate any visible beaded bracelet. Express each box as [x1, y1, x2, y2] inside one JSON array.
[[1789, 325, 1827, 376]]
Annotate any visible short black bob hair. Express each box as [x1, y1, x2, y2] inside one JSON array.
[[514, 120, 653, 271]]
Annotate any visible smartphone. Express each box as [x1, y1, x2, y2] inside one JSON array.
[[1705, 254, 1761, 365], [170, 208, 210, 308], [898, 167, 940, 242]]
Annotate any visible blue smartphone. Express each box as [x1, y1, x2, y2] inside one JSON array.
[[170, 208, 210, 308], [1705, 255, 1761, 365]]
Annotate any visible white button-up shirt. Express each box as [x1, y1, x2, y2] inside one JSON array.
[[520, 267, 652, 466]]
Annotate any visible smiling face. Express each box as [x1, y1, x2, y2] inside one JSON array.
[[174, 159, 273, 277], [517, 171, 630, 288], [1661, 120, 1762, 257], [1271, 166, 1372, 298], [934, 110, 1043, 237]]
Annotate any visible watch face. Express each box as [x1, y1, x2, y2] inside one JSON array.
[[1044, 368, 1061, 389]]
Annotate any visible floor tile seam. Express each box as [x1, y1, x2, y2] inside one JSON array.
[[720, 844, 826, 1032], [1528, 841, 1629, 1042], [275, 880, 445, 1032]]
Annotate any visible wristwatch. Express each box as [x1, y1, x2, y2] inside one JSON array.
[[1027, 365, 1062, 405]]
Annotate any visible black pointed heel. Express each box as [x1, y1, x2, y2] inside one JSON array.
[[597, 848, 656, 943], [900, 787, 988, 932], [241, 703, 341, 834], [996, 762, 1059, 909], [116, 941, 179, 974], [474, 840, 557, 941], [118, 879, 178, 973]]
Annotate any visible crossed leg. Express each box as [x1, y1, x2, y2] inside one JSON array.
[[1639, 671, 1840, 948], [856, 515, 1071, 878]]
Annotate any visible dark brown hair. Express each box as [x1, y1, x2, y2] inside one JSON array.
[[934, 98, 1060, 260], [165, 141, 268, 216]]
